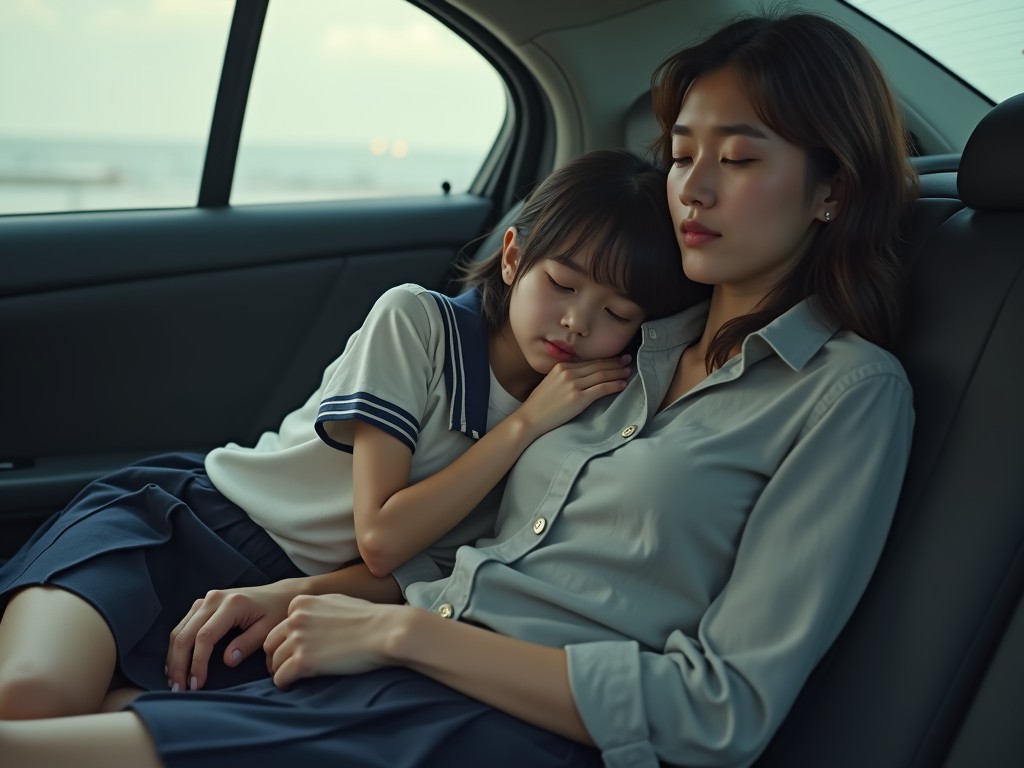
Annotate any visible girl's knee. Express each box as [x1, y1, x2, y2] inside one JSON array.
[[0, 664, 93, 720]]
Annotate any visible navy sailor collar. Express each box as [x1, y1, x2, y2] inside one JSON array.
[[427, 288, 490, 440]]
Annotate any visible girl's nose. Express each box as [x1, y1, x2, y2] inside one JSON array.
[[562, 311, 587, 336]]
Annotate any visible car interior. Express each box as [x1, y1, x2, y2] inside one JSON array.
[[1, 0, 1021, 764]]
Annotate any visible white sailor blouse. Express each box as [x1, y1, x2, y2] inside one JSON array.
[[205, 284, 519, 577]]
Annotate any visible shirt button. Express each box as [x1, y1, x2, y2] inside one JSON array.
[[621, 424, 637, 438], [532, 517, 547, 535], [437, 603, 454, 619], [648, 328, 659, 340]]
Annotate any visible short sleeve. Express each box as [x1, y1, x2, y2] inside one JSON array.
[[314, 285, 439, 454]]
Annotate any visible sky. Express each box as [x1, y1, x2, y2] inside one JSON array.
[[0, 0, 507, 150], [846, 0, 1022, 103]]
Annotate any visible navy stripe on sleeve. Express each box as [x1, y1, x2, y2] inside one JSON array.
[[315, 392, 420, 453]]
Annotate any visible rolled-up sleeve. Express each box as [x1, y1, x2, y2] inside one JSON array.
[[566, 369, 914, 767]]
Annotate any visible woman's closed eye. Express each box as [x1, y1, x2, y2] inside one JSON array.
[[721, 157, 755, 166]]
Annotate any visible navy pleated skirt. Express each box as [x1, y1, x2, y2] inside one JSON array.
[[129, 668, 601, 768], [2, 453, 602, 766], [0, 452, 303, 691]]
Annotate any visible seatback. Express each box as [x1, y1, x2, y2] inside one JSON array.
[[756, 93, 1024, 767]]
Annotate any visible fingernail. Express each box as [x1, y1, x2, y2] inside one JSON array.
[[231, 649, 243, 665], [189, 675, 198, 691], [171, 682, 180, 693], [621, 354, 632, 362]]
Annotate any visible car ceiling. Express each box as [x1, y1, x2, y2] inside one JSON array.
[[444, 0, 993, 162]]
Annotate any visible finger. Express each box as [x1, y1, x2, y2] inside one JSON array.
[[188, 594, 256, 689], [548, 354, 631, 376], [265, 623, 295, 681], [272, 655, 299, 688], [223, 619, 275, 669], [577, 379, 630, 400], [166, 598, 210, 691], [264, 618, 286, 659], [571, 366, 632, 390]]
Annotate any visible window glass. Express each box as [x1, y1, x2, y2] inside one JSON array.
[[846, 0, 1024, 103], [231, 0, 506, 205], [0, 0, 233, 215]]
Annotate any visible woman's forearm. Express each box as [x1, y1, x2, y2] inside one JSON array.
[[387, 608, 594, 745]]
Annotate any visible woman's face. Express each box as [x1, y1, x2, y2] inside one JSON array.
[[666, 65, 832, 304]]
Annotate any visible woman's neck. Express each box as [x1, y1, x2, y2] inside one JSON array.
[[691, 288, 766, 365]]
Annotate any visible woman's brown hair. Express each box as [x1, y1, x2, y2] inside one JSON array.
[[652, 12, 919, 370]]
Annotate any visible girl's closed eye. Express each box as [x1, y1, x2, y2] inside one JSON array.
[[605, 308, 633, 323], [547, 275, 573, 292], [722, 157, 755, 166]]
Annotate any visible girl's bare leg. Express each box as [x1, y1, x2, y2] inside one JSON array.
[[0, 711, 161, 768], [0, 586, 117, 719], [100, 687, 146, 712]]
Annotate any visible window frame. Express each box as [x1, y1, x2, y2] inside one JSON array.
[[195, 0, 549, 219]]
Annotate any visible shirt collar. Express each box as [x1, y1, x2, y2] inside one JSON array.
[[641, 296, 839, 372], [428, 288, 490, 440], [744, 296, 839, 371]]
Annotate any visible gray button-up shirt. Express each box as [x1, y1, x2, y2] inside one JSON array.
[[406, 298, 914, 768]]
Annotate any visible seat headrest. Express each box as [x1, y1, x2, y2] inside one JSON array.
[[958, 92, 1024, 211]]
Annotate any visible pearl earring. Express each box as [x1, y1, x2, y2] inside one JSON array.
[[824, 211, 832, 222]]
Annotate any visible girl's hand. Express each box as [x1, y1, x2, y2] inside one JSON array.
[[517, 354, 632, 437], [166, 580, 299, 691], [264, 593, 407, 687]]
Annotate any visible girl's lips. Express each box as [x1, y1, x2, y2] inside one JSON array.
[[544, 340, 576, 361]]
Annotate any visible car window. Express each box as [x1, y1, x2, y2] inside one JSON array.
[[845, 0, 1024, 103], [0, 0, 233, 215], [0, 0, 506, 216], [230, 0, 505, 205]]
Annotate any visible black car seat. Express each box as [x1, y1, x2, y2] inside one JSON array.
[[756, 92, 1024, 767]]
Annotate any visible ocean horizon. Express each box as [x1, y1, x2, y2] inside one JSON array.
[[0, 135, 484, 215]]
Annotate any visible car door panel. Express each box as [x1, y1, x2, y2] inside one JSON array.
[[0, 195, 493, 557]]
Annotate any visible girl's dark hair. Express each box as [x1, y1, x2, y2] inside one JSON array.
[[461, 148, 708, 332], [651, 11, 919, 370]]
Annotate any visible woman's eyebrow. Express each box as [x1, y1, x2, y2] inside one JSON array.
[[671, 123, 768, 139]]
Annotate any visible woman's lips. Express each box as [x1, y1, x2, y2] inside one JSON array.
[[681, 220, 720, 248], [682, 230, 720, 247]]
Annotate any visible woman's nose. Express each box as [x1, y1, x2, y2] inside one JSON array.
[[676, 158, 715, 208]]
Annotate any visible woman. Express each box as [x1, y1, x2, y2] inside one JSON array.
[[1, 12, 917, 768]]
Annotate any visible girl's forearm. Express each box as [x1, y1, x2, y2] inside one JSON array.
[[357, 414, 536, 575], [386, 607, 594, 745], [291, 563, 403, 604]]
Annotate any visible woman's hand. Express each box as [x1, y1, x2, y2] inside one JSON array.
[[516, 354, 632, 438], [166, 579, 301, 691], [264, 593, 408, 687]]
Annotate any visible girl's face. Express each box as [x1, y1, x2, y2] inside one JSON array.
[[666, 65, 833, 304], [498, 228, 645, 378]]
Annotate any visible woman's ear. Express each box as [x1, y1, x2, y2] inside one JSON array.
[[501, 228, 520, 286], [815, 173, 844, 223]]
